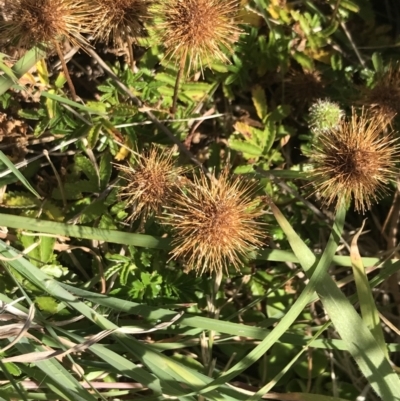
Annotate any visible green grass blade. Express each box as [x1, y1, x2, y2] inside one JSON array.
[[0, 151, 41, 199], [0, 240, 246, 401], [41, 92, 107, 115], [0, 213, 396, 271], [196, 201, 345, 396], [58, 282, 400, 353], [0, 213, 169, 249], [14, 339, 98, 401], [350, 221, 387, 355], [0, 46, 47, 95], [271, 201, 400, 400], [247, 323, 334, 400]]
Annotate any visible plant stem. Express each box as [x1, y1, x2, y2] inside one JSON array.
[[171, 57, 185, 115], [54, 41, 77, 101]]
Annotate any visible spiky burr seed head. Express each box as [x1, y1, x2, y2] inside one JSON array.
[[166, 168, 266, 275], [116, 146, 184, 221], [0, 0, 93, 50], [308, 99, 343, 134], [361, 62, 400, 127], [92, 0, 150, 45], [284, 69, 324, 112], [150, 0, 242, 74], [309, 108, 400, 213]]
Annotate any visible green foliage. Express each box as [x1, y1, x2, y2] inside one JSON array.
[[0, 1, 400, 400]]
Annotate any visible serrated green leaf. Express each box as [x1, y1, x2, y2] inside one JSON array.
[[120, 263, 134, 286], [35, 296, 58, 314], [79, 200, 108, 224], [19, 233, 55, 266], [41, 264, 68, 278], [87, 123, 101, 149], [42, 200, 64, 222], [224, 73, 239, 85], [292, 52, 314, 71], [52, 181, 98, 200], [210, 62, 229, 73], [109, 104, 137, 117], [17, 109, 41, 120], [74, 154, 98, 184], [251, 85, 268, 121], [181, 82, 212, 92], [39, 236, 55, 264], [261, 121, 276, 154], [97, 84, 115, 93], [34, 118, 49, 136], [228, 139, 263, 157], [1, 192, 38, 208], [157, 85, 174, 97], [233, 122, 262, 145], [155, 72, 176, 86], [233, 165, 255, 174], [85, 101, 108, 114], [269, 104, 291, 121], [99, 152, 112, 190]]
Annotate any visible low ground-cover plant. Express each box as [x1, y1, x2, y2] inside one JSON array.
[[0, 1, 400, 400]]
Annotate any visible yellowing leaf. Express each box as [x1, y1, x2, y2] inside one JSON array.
[[305, 48, 332, 65], [36, 58, 49, 85], [45, 89, 56, 119], [115, 138, 133, 161], [251, 85, 268, 121]]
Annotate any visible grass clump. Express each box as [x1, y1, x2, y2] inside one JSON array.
[[1, 1, 400, 401]]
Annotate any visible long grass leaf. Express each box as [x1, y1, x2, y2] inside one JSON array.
[[0, 46, 47, 95], [0, 240, 246, 401], [0, 213, 395, 270], [41, 92, 107, 115], [0, 213, 169, 249], [0, 151, 41, 199], [196, 201, 345, 396], [350, 221, 387, 355], [271, 201, 400, 400], [14, 339, 97, 401], [57, 282, 400, 353]]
